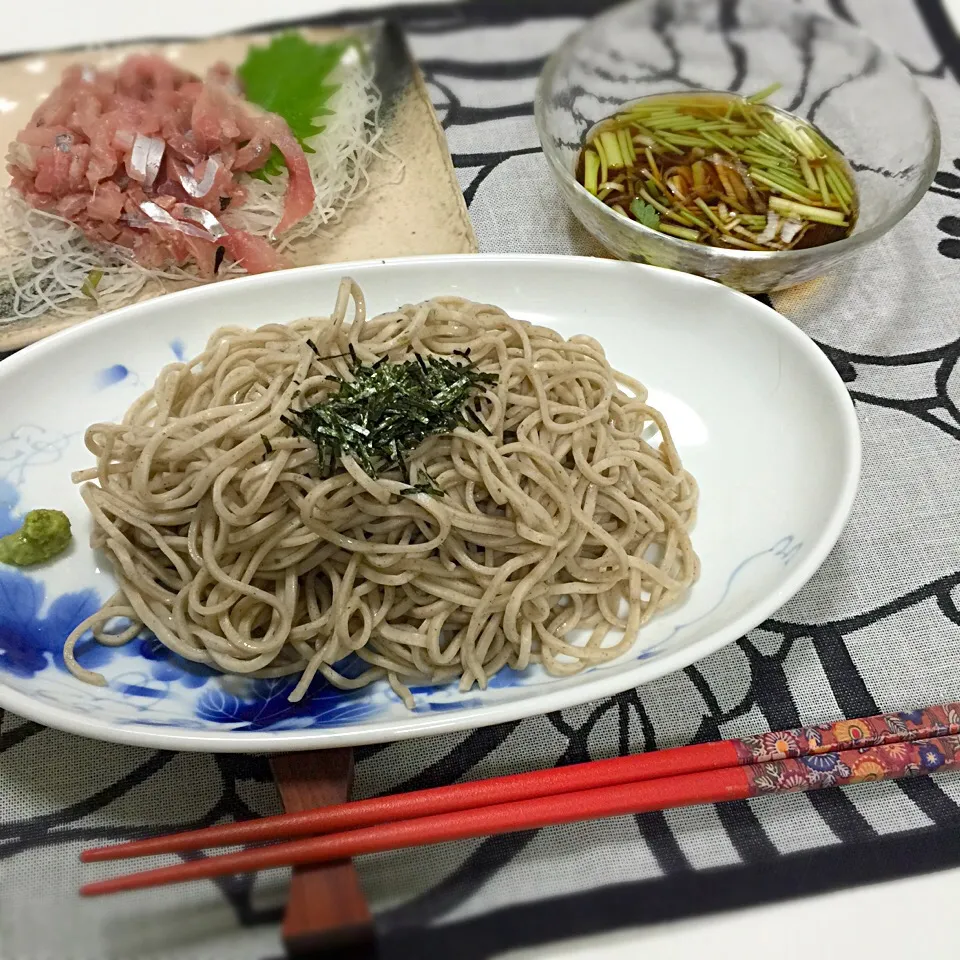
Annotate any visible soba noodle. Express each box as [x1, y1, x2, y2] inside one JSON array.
[[66, 278, 700, 707]]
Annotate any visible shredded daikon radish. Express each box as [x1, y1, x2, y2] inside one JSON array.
[[0, 193, 191, 323], [228, 56, 391, 246]]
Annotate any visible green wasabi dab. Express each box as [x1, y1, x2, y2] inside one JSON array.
[[0, 509, 72, 567]]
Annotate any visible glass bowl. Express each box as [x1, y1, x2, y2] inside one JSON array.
[[534, 0, 940, 293]]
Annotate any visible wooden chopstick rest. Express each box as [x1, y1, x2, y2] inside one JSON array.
[[270, 749, 375, 959]]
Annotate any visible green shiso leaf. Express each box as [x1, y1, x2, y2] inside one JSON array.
[[238, 32, 347, 180]]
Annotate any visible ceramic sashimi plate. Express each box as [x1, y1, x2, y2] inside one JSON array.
[[0, 22, 475, 351], [0, 255, 859, 752]]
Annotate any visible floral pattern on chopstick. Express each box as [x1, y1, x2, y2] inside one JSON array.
[[731, 704, 960, 764], [745, 735, 960, 796]]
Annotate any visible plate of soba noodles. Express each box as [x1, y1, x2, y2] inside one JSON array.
[[0, 254, 859, 751]]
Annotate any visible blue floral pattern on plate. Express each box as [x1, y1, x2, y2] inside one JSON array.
[[0, 452, 804, 735], [0, 479, 104, 679], [0, 425, 72, 486], [0, 477, 386, 730], [0, 569, 103, 679], [0, 421, 803, 737], [95, 364, 131, 389]]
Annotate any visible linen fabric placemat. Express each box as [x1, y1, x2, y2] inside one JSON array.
[[3, 1, 960, 958]]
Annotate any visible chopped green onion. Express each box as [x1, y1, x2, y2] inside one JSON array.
[[768, 197, 848, 225], [824, 165, 852, 213], [617, 127, 636, 165], [583, 149, 600, 195], [599, 130, 625, 168], [749, 169, 820, 204], [701, 130, 738, 154], [751, 165, 817, 198], [720, 232, 767, 250], [746, 82, 783, 103], [814, 163, 831, 207], [755, 130, 797, 158], [826, 160, 854, 204], [775, 120, 819, 160], [671, 207, 710, 230], [694, 197, 727, 230], [658, 223, 702, 241], [644, 147, 661, 180], [636, 185, 673, 217], [742, 150, 791, 170], [651, 134, 681, 152], [592, 136, 609, 184], [668, 134, 713, 147], [645, 114, 703, 131]]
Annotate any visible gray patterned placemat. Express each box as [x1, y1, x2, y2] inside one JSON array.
[[4, 1, 960, 958]]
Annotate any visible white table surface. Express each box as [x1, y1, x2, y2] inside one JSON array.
[[4, 2, 958, 958]]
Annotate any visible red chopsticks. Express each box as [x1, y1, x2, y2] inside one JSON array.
[[83, 703, 960, 863], [80, 704, 960, 896]]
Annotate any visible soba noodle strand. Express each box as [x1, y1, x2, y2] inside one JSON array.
[[65, 279, 700, 707]]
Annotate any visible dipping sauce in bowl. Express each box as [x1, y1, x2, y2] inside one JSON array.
[[576, 86, 858, 253]]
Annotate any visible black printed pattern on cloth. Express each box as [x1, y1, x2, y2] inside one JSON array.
[[3, 2, 960, 959]]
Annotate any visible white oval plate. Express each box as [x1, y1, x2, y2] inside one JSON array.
[[0, 255, 859, 752]]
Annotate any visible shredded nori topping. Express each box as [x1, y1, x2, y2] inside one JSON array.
[[284, 348, 497, 496]]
